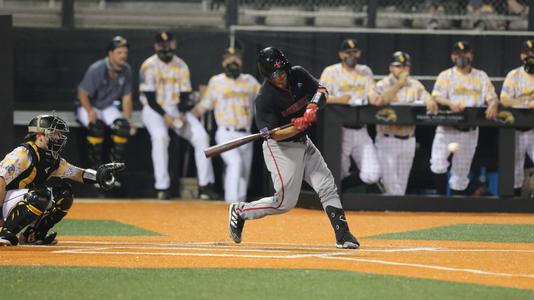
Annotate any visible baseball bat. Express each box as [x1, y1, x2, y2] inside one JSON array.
[[204, 123, 293, 158]]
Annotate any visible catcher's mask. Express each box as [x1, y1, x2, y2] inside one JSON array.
[[26, 114, 69, 159]]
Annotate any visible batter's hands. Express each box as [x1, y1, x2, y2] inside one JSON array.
[[291, 117, 310, 131], [303, 104, 318, 123]]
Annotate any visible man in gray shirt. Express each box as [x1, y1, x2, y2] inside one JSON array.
[[77, 36, 135, 174]]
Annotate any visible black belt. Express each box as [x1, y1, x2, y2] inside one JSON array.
[[452, 125, 477, 132], [344, 124, 365, 130], [382, 133, 414, 140], [224, 127, 248, 133], [286, 135, 308, 143], [517, 127, 534, 132]]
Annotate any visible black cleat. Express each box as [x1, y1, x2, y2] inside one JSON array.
[[336, 231, 360, 249], [0, 230, 19, 246], [199, 183, 221, 200], [228, 203, 245, 243], [156, 190, 171, 200], [19, 227, 58, 245]]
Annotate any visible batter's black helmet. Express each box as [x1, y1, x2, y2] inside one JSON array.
[[257, 47, 291, 79], [27, 115, 69, 159]]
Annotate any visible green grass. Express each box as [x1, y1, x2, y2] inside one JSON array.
[[370, 224, 534, 243], [53, 220, 160, 236], [0, 266, 532, 300]]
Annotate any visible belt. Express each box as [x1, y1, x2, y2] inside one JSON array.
[[517, 127, 534, 132], [452, 125, 477, 132], [344, 124, 365, 130], [382, 133, 414, 140], [223, 127, 248, 133], [287, 135, 308, 143]]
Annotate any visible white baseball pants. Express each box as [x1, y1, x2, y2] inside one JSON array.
[[215, 128, 253, 203], [375, 134, 415, 195], [514, 129, 534, 188], [430, 126, 478, 191], [340, 127, 380, 184], [76, 106, 123, 127], [142, 105, 214, 190]]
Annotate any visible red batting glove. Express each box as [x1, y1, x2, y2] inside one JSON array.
[[291, 117, 309, 131], [303, 104, 318, 123]]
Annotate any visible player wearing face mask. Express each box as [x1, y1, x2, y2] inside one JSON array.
[[430, 41, 498, 196], [500, 40, 534, 197], [193, 47, 260, 203], [319, 38, 383, 193], [139, 31, 219, 200]]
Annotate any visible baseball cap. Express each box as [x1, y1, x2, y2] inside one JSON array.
[[224, 46, 242, 58], [107, 36, 129, 52], [391, 51, 411, 66], [340, 38, 360, 52], [155, 31, 175, 44], [522, 39, 534, 52], [452, 40, 472, 53]]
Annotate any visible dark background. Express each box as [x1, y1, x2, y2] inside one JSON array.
[[9, 27, 533, 198]]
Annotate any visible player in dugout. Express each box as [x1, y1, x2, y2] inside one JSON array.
[[0, 114, 125, 246]]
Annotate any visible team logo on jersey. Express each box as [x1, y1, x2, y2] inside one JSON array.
[[495, 110, 515, 124], [375, 108, 397, 122]]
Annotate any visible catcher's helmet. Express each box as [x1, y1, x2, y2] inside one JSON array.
[[257, 47, 291, 79], [27, 115, 69, 159]]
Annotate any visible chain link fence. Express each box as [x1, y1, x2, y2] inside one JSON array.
[[239, 0, 529, 30], [0, 0, 529, 30]]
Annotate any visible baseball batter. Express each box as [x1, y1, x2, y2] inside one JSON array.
[[139, 31, 217, 200], [373, 51, 437, 195], [193, 47, 260, 203], [319, 38, 381, 192], [0, 115, 124, 246], [228, 47, 360, 249], [430, 41, 498, 195], [500, 39, 534, 196], [77, 36, 134, 171]]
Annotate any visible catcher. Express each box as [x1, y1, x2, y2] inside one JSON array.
[[0, 114, 125, 246]]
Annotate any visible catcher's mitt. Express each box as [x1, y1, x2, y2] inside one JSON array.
[[96, 162, 126, 190]]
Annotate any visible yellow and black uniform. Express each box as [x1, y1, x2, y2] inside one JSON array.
[[4, 142, 60, 191], [0, 142, 73, 245]]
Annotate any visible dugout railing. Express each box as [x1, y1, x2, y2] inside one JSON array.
[[296, 104, 534, 212]]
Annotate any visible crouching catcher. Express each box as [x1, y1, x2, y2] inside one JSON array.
[[0, 114, 125, 246]]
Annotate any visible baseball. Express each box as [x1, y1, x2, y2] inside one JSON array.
[[448, 142, 460, 153]]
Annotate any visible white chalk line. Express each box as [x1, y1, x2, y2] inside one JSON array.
[[12, 240, 534, 280], [319, 256, 534, 279]]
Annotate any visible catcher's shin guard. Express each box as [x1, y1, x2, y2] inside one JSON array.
[[21, 182, 73, 245], [110, 118, 130, 163], [325, 206, 360, 249], [2, 189, 50, 237], [87, 120, 106, 169]]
